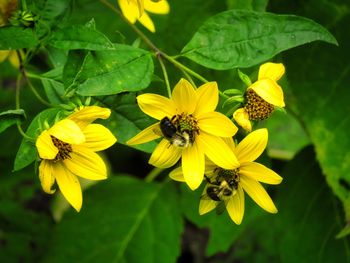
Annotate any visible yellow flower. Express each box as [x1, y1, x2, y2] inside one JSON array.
[[35, 106, 117, 212], [118, 0, 169, 33], [233, 63, 285, 132], [170, 129, 282, 225], [127, 78, 239, 190], [0, 50, 20, 67]]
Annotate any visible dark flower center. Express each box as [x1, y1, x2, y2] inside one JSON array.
[[51, 136, 72, 161], [244, 89, 274, 120]]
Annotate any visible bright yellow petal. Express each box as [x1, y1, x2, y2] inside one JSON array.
[[199, 187, 216, 215], [169, 166, 185, 182], [0, 50, 9, 63], [171, 78, 197, 114], [8, 51, 19, 68], [127, 122, 161, 145], [182, 142, 204, 190], [197, 111, 238, 137], [233, 108, 252, 132], [222, 137, 236, 151], [258, 62, 285, 82], [118, 0, 138, 23], [194, 82, 218, 116], [82, 124, 117, 151], [64, 145, 107, 180], [250, 79, 285, 107], [149, 139, 182, 168], [144, 0, 169, 14], [49, 119, 85, 145], [36, 130, 58, 160], [234, 128, 267, 163], [226, 185, 244, 225], [240, 175, 277, 214], [68, 106, 111, 129], [54, 163, 83, 212], [38, 160, 56, 194], [138, 11, 156, 33], [135, 0, 144, 16], [137, 94, 176, 120], [197, 132, 239, 170], [240, 162, 282, 185]]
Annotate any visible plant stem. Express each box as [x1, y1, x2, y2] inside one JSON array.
[[145, 167, 164, 182], [157, 53, 172, 98]]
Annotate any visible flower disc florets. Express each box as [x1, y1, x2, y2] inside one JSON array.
[[244, 89, 275, 121], [51, 136, 73, 161]]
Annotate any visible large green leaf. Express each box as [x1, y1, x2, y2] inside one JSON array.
[[182, 10, 337, 70], [226, 0, 268, 11], [0, 27, 38, 50], [73, 45, 153, 96], [0, 109, 26, 134], [44, 176, 183, 263]]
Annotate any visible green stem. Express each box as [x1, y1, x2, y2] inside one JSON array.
[[179, 68, 197, 88], [145, 167, 164, 182], [24, 73, 52, 106], [157, 54, 172, 98]]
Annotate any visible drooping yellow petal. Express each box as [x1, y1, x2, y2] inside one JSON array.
[[226, 185, 244, 225], [234, 128, 267, 163], [144, 0, 170, 14], [0, 50, 9, 63], [240, 162, 282, 185], [194, 82, 219, 116], [8, 50, 19, 68], [82, 124, 117, 152], [199, 187, 216, 215], [137, 94, 176, 120], [127, 122, 161, 145], [36, 130, 59, 160], [68, 106, 111, 129], [233, 108, 252, 132], [258, 62, 285, 82], [250, 79, 285, 107], [169, 167, 185, 182], [54, 163, 83, 212], [240, 175, 277, 214], [64, 145, 107, 180], [118, 0, 138, 23], [182, 141, 205, 190], [38, 160, 56, 194], [197, 111, 238, 137], [197, 132, 239, 170], [171, 78, 197, 114], [149, 139, 182, 168], [137, 11, 156, 32], [49, 119, 85, 145]]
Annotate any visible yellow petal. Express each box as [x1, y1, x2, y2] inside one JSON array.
[[49, 119, 85, 145], [240, 162, 282, 185], [149, 139, 182, 168], [250, 79, 285, 107], [64, 145, 107, 180], [118, 0, 138, 23], [182, 142, 204, 190], [82, 124, 117, 151], [135, 0, 144, 16], [68, 106, 111, 129], [197, 132, 239, 170], [194, 82, 218, 116], [36, 130, 59, 160], [38, 160, 56, 194], [258, 62, 285, 82], [127, 122, 161, 145], [199, 187, 216, 215], [171, 78, 197, 114], [8, 51, 20, 68], [234, 128, 267, 163], [138, 11, 156, 32], [240, 175, 277, 213], [197, 111, 238, 137], [204, 159, 219, 176], [137, 94, 176, 120], [0, 50, 10, 63], [54, 163, 83, 212], [233, 108, 252, 132], [222, 137, 236, 151], [226, 185, 244, 225], [169, 167, 185, 182], [144, 0, 170, 14]]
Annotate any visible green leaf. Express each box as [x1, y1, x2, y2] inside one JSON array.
[[182, 10, 338, 70], [227, 0, 269, 12], [0, 27, 38, 50], [41, 78, 65, 105], [62, 49, 89, 90], [75, 45, 154, 96], [36, 0, 72, 28], [44, 176, 183, 263], [14, 108, 61, 171], [48, 25, 114, 50], [0, 109, 26, 134]]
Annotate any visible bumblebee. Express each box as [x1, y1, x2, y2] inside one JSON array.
[[159, 117, 191, 147]]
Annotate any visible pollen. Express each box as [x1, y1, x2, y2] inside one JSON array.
[[244, 89, 274, 120], [51, 136, 73, 161], [172, 113, 199, 143]]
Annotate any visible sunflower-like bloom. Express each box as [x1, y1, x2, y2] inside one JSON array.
[[233, 63, 285, 132], [127, 78, 239, 190], [118, 0, 169, 33], [170, 129, 282, 224], [35, 106, 117, 212]]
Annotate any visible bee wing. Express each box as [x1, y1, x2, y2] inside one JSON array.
[[215, 201, 226, 215], [152, 123, 162, 136]]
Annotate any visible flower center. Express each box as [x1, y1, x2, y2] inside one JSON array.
[[244, 89, 274, 120], [51, 136, 72, 162]]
